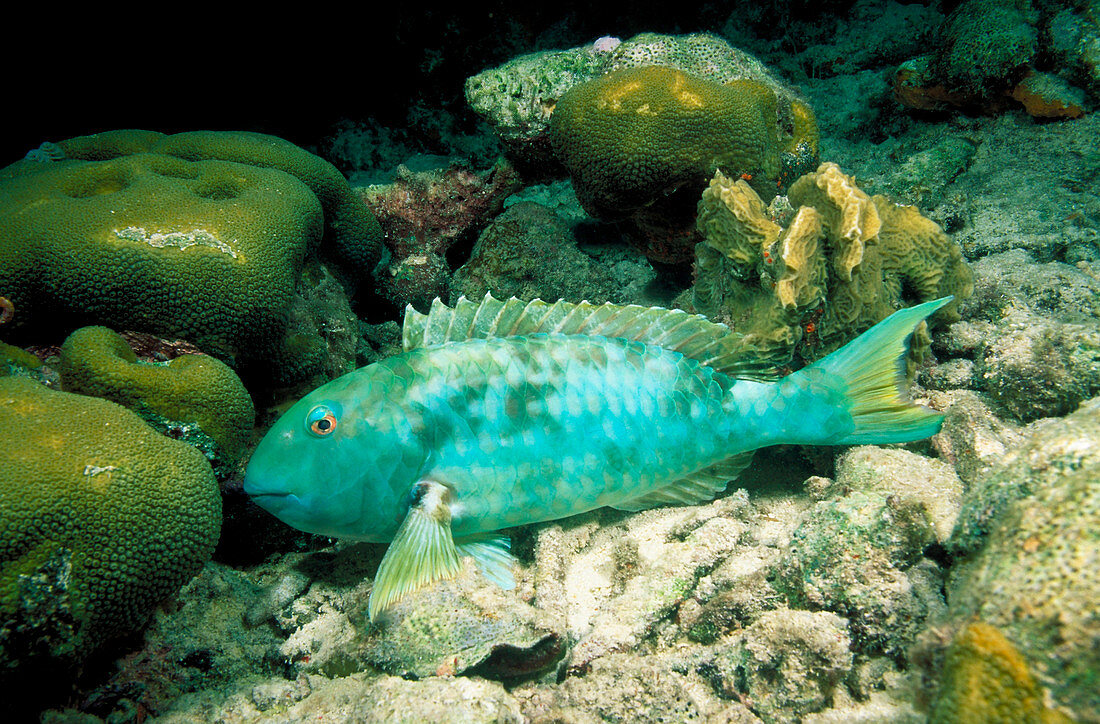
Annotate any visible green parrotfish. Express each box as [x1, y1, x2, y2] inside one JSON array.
[[245, 294, 951, 620]]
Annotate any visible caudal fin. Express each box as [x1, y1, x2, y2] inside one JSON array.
[[803, 297, 951, 445]]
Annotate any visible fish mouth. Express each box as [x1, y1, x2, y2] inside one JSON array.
[[249, 491, 290, 500], [247, 490, 297, 513]]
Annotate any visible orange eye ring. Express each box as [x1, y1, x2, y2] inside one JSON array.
[[305, 404, 339, 437]]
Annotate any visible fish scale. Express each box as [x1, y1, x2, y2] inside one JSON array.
[[245, 294, 952, 619], [407, 334, 726, 532]]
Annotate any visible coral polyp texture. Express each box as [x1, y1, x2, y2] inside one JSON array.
[[943, 398, 1100, 719], [58, 130, 385, 277], [603, 31, 820, 180], [57, 326, 255, 475], [465, 45, 611, 166], [0, 130, 383, 368], [551, 66, 781, 214], [0, 135, 317, 362], [0, 377, 221, 673], [691, 163, 973, 366], [931, 0, 1038, 98]]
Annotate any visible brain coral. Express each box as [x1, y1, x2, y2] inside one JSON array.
[[468, 32, 818, 181], [57, 129, 385, 277], [0, 378, 221, 671], [1, 129, 385, 373], [57, 326, 255, 475], [0, 142, 320, 362], [551, 65, 782, 214], [604, 32, 819, 172], [691, 162, 973, 366]]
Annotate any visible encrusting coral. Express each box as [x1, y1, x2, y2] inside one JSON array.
[[930, 622, 1072, 723], [942, 398, 1100, 719], [359, 159, 523, 310], [691, 162, 973, 367], [465, 43, 611, 167], [893, 0, 1092, 119], [0, 378, 221, 675]]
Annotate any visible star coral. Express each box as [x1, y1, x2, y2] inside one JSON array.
[[0, 378, 221, 676]]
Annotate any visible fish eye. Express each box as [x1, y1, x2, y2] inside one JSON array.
[[305, 404, 339, 438]]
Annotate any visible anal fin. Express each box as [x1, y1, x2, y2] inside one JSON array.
[[611, 451, 756, 512], [369, 481, 461, 621]]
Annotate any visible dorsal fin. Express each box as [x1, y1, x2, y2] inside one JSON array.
[[403, 293, 781, 380]]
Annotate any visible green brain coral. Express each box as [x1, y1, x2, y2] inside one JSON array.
[[0, 130, 383, 367], [604, 32, 820, 180], [57, 326, 255, 475], [0, 147, 317, 361], [550, 65, 783, 220], [466, 32, 819, 181], [549, 64, 818, 264], [0, 378, 221, 671], [57, 129, 384, 277]]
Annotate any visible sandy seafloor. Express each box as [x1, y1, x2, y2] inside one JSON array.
[[3, 1, 1100, 722]]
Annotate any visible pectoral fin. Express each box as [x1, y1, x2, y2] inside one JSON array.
[[455, 533, 517, 590], [368, 481, 461, 621]]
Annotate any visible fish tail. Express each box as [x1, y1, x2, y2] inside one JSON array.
[[788, 297, 951, 445]]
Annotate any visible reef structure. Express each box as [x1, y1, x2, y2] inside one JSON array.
[[690, 162, 973, 367], [893, 0, 1093, 118]]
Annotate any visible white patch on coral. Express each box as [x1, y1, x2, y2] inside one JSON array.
[[593, 36, 621, 53], [114, 226, 238, 258]]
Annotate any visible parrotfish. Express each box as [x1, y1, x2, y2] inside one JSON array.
[[245, 294, 950, 620]]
